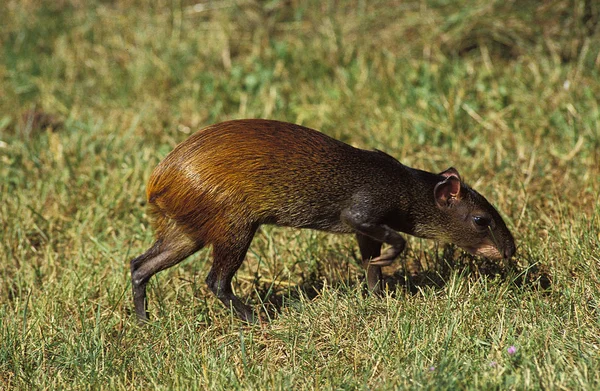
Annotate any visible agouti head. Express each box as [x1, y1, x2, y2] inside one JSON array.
[[423, 167, 516, 260]]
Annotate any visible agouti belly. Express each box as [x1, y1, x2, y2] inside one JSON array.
[[131, 119, 515, 323]]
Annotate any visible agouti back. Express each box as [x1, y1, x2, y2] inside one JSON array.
[[131, 119, 516, 322]]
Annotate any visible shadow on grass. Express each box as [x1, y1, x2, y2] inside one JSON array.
[[255, 244, 552, 320], [386, 244, 552, 295]]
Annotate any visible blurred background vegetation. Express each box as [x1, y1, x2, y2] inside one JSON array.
[[1, 0, 599, 389]]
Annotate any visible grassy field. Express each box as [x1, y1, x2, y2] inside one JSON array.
[[1, 0, 599, 389]]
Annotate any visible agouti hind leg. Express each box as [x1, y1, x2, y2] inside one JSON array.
[[205, 227, 257, 323], [130, 238, 202, 321], [356, 233, 384, 292]]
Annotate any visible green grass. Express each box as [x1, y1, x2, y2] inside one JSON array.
[[1, 0, 599, 389]]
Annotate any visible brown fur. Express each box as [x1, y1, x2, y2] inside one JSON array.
[[131, 119, 516, 322]]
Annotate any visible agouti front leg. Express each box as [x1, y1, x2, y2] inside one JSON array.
[[356, 233, 383, 292], [369, 240, 406, 266], [342, 207, 406, 266], [205, 227, 257, 323]]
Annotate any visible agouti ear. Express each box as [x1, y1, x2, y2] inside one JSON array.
[[439, 167, 461, 182], [434, 176, 462, 207]]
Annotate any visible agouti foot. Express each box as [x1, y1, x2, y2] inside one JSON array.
[[236, 307, 263, 324], [369, 245, 403, 266], [369, 256, 395, 266]]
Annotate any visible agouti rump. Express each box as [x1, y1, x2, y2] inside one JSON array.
[[131, 119, 516, 322]]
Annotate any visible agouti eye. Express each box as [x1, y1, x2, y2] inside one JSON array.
[[473, 216, 491, 227]]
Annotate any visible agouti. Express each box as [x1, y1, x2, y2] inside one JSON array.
[[131, 119, 516, 322]]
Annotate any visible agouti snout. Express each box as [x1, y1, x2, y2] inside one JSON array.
[[131, 119, 516, 322]]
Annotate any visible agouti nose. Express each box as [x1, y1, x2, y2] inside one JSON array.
[[503, 242, 516, 259]]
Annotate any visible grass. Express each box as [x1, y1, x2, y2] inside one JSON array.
[[1, 0, 599, 389]]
